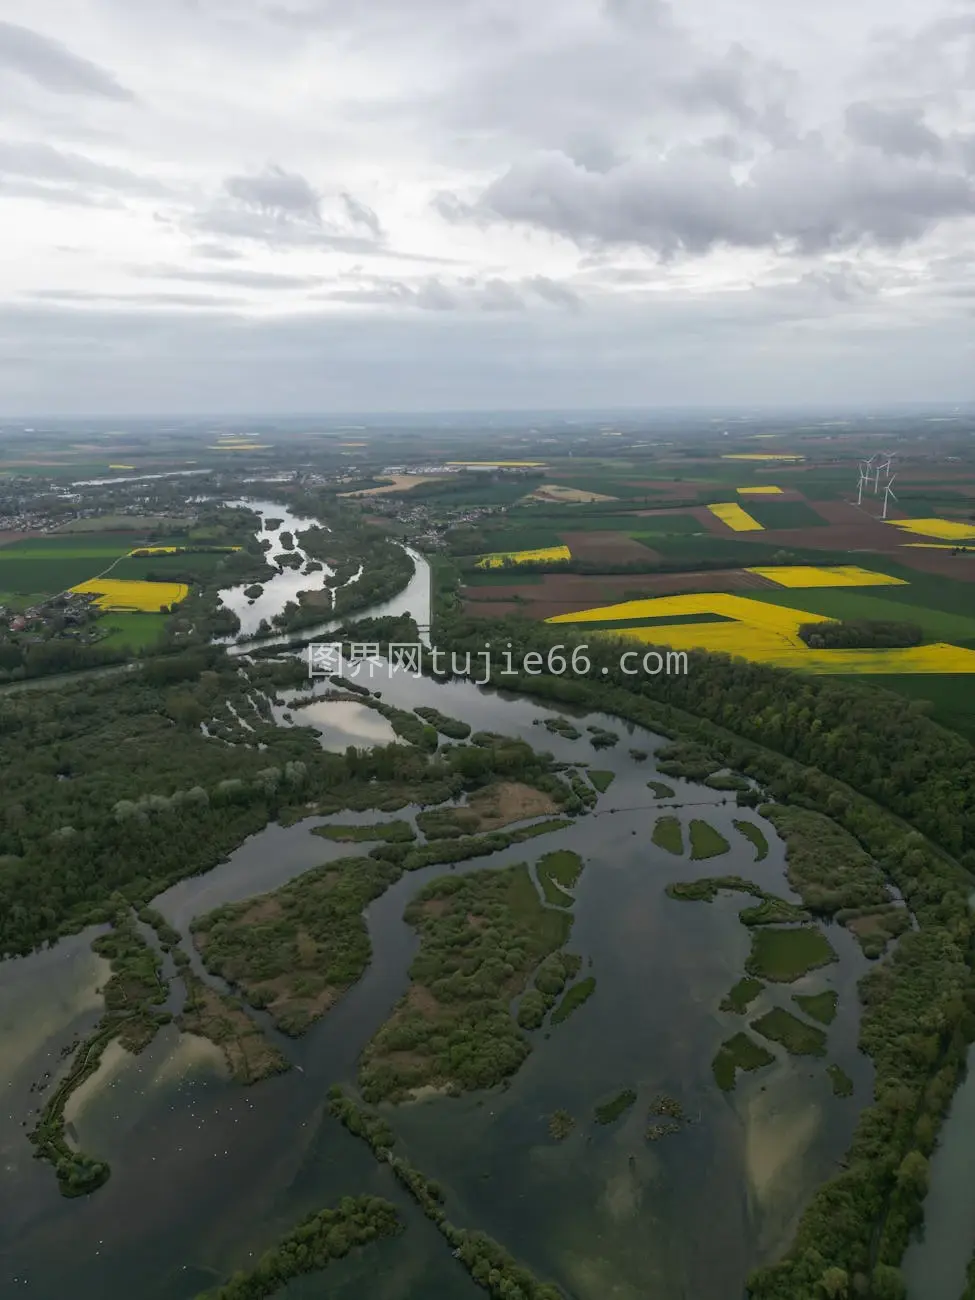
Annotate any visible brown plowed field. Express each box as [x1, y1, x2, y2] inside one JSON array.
[[0, 531, 30, 548], [461, 569, 767, 619], [560, 531, 655, 564]]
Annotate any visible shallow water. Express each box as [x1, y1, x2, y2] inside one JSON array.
[[0, 667, 872, 1300]]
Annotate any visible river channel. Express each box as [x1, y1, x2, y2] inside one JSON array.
[[0, 500, 896, 1299]]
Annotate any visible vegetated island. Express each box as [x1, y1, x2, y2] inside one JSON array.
[[328, 1088, 566, 1299], [712, 1032, 776, 1091], [414, 705, 472, 740], [518, 951, 583, 1030], [793, 990, 838, 1025], [594, 1089, 638, 1125], [195, 1194, 403, 1299], [666, 876, 809, 927], [543, 715, 582, 740], [550, 976, 597, 1025], [536, 849, 584, 908], [587, 769, 616, 793], [827, 1064, 854, 1098], [751, 1007, 828, 1057], [745, 926, 838, 983], [191, 855, 401, 1036], [359, 863, 573, 1102], [689, 819, 731, 860], [313, 819, 416, 843], [30, 911, 170, 1197], [178, 971, 291, 1085], [647, 780, 676, 799], [733, 819, 769, 861], [721, 977, 764, 1014], [548, 1109, 575, 1141], [652, 815, 683, 855]]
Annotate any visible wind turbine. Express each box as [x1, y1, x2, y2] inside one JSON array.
[[882, 474, 898, 520], [856, 461, 869, 507], [874, 452, 892, 493]]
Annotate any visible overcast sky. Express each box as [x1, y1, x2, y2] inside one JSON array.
[[1, 0, 974, 416]]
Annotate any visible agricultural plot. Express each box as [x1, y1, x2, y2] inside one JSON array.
[[96, 614, 169, 650], [477, 545, 571, 568], [747, 589, 975, 644], [737, 486, 783, 495], [748, 566, 907, 588], [707, 503, 764, 532], [739, 500, 826, 529], [0, 534, 135, 595], [887, 518, 975, 541], [547, 592, 975, 674], [69, 579, 189, 612]]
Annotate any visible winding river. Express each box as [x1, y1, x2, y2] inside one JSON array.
[[0, 499, 927, 1300]]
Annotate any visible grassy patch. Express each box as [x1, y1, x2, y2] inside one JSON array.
[[594, 1089, 638, 1124], [179, 972, 290, 1084], [712, 1032, 775, 1090], [734, 820, 769, 861], [587, 769, 616, 792], [751, 1007, 828, 1056], [793, 990, 838, 1025], [551, 976, 597, 1025], [827, 1064, 854, 1097], [647, 780, 676, 798], [720, 977, 764, 1014], [745, 926, 838, 983], [536, 850, 584, 908], [313, 820, 416, 843], [413, 706, 472, 739], [653, 815, 683, 854], [689, 819, 730, 860], [548, 1109, 575, 1140], [96, 612, 169, 650]]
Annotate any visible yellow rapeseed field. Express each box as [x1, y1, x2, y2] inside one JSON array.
[[747, 565, 907, 588], [736, 486, 783, 495], [707, 503, 764, 532], [448, 461, 545, 467], [478, 545, 570, 568], [70, 578, 189, 611], [546, 594, 975, 674], [721, 453, 804, 461], [886, 518, 975, 541], [208, 444, 273, 450], [108, 464, 136, 470]]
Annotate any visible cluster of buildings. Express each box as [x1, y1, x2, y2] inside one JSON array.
[[0, 593, 97, 640]]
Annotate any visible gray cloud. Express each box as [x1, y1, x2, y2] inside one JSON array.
[[0, 20, 133, 101], [190, 164, 386, 252], [0, 140, 166, 198], [28, 288, 237, 307], [459, 137, 975, 258], [845, 102, 944, 158], [310, 272, 580, 312]]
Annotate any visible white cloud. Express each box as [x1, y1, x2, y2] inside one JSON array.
[[0, 0, 973, 412]]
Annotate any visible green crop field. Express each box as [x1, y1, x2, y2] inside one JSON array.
[[748, 588, 975, 643], [742, 500, 827, 529], [96, 613, 170, 650], [0, 534, 135, 595]]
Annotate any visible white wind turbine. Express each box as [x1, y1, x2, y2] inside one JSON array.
[[857, 455, 876, 506], [874, 452, 893, 493], [882, 473, 898, 520]]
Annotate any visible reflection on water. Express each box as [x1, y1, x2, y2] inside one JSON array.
[[216, 499, 335, 639], [0, 670, 873, 1300], [288, 699, 397, 751]]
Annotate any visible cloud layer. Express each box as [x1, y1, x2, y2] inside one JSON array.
[[1, 0, 974, 413]]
